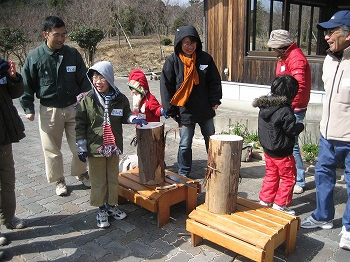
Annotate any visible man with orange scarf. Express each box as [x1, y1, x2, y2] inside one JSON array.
[[160, 25, 222, 177]]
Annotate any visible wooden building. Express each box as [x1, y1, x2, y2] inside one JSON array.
[[204, 0, 350, 91]]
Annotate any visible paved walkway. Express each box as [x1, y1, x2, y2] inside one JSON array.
[[1, 76, 349, 261]]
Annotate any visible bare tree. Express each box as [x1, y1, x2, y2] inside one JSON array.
[[0, 0, 204, 61], [187, 0, 204, 32], [62, 0, 113, 32]]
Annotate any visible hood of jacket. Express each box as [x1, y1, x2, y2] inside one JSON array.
[[87, 61, 117, 90], [127, 68, 149, 96], [86, 61, 120, 104], [252, 95, 288, 119], [174, 25, 202, 55]]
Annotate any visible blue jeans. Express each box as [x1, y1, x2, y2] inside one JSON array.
[[294, 111, 306, 188], [312, 135, 350, 230], [177, 118, 215, 176]]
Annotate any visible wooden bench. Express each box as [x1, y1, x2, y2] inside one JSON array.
[[186, 196, 300, 262], [118, 168, 201, 227]]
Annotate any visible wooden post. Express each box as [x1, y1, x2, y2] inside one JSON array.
[[204, 135, 243, 214], [136, 122, 165, 185]]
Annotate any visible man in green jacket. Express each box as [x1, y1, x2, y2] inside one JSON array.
[[20, 16, 91, 196]]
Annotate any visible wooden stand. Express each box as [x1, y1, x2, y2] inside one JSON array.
[[186, 197, 300, 262], [118, 168, 201, 227]]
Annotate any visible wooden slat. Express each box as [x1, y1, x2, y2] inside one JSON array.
[[118, 186, 157, 212], [237, 204, 294, 224], [118, 176, 161, 200], [237, 196, 299, 222], [233, 208, 288, 230]]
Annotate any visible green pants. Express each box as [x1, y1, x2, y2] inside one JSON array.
[[88, 155, 120, 207], [0, 144, 16, 225]]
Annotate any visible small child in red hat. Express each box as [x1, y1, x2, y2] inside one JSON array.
[[127, 69, 168, 122]]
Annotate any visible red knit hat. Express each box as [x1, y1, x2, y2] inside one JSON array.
[[127, 69, 149, 96]]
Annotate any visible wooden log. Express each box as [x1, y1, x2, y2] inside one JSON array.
[[136, 122, 165, 185], [204, 134, 243, 214]]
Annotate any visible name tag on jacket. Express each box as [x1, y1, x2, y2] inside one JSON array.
[[66, 66, 76, 72], [111, 109, 123, 116], [0, 76, 7, 84]]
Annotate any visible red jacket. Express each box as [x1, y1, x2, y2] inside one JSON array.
[[275, 42, 311, 111], [133, 92, 163, 122]]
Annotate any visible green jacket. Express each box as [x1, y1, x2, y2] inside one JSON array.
[[75, 89, 133, 157], [20, 42, 91, 114]]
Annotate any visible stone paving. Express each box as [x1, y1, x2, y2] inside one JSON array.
[[0, 76, 349, 261]]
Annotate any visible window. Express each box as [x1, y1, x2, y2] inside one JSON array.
[[249, 0, 321, 55]]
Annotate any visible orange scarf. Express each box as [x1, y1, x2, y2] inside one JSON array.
[[170, 52, 199, 106]]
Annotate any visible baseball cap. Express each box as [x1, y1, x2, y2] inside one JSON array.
[[267, 29, 293, 49], [317, 10, 350, 30]]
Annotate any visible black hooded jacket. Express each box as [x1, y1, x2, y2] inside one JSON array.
[[160, 25, 222, 124], [0, 72, 25, 146], [252, 95, 304, 157]]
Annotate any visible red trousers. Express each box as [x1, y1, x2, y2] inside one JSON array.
[[259, 153, 296, 207]]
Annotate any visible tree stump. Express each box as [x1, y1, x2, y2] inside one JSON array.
[[204, 134, 243, 214], [136, 122, 165, 185]]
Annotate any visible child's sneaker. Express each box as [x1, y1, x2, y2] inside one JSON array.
[[259, 200, 272, 207], [105, 204, 127, 220], [339, 226, 350, 250], [272, 203, 295, 215], [96, 208, 110, 228]]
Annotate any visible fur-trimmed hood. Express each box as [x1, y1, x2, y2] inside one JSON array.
[[253, 94, 303, 157], [252, 95, 289, 119]]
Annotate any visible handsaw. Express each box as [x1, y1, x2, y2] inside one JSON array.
[[165, 174, 197, 189]]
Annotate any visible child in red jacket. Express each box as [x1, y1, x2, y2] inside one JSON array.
[[127, 69, 168, 122]]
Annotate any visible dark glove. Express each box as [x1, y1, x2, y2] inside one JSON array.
[[160, 108, 169, 119], [132, 118, 148, 127], [78, 152, 88, 163], [0, 59, 9, 76], [76, 139, 88, 163]]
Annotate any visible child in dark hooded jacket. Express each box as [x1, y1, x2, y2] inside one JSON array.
[[252, 74, 304, 215]]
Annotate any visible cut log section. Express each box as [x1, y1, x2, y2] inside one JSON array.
[[205, 134, 243, 214], [136, 122, 165, 185]]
